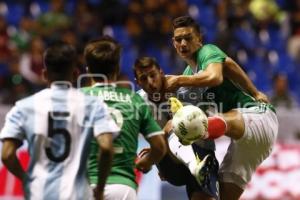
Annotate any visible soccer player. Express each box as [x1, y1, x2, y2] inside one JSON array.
[[83, 36, 167, 200], [164, 15, 278, 200], [0, 43, 120, 200], [134, 57, 219, 200]]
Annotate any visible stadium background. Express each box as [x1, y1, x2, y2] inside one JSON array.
[[0, 0, 300, 199]]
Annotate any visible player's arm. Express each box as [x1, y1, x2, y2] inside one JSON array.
[[94, 133, 114, 197], [136, 97, 167, 173], [90, 100, 120, 199], [165, 63, 223, 91], [1, 138, 26, 180], [224, 57, 269, 102], [1, 104, 27, 181], [136, 134, 167, 173]]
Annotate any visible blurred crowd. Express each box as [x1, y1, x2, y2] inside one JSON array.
[[0, 0, 300, 112]]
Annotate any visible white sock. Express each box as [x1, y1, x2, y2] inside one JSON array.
[[168, 133, 198, 174]]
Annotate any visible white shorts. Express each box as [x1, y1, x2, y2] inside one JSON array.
[[104, 184, 137, 200], [91, 184, 137, 200], [218, 106, 278, 189]]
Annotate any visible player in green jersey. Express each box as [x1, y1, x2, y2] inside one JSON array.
[[163, 15, 278, 200], [83, 36, 167, 200]]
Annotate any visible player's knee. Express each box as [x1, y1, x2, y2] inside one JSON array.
[[223, 111, 245, 140]]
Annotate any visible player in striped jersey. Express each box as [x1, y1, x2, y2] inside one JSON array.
[[165, 16, 278, 200], [0, 43, 119, 200], [83, 36, 167, 200]]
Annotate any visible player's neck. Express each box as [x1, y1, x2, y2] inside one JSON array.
[[185, 53, 198, 69]]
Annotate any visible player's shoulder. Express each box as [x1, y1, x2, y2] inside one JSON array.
[[198, 44, 227, 61], [15, 88, 49, 109], [136, 89, 151, 104], [200, 44, 222, 52], [136, 89, 147, 99]]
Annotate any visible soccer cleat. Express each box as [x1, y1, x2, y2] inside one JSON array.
[[193, 154, 213, 186], [169, 97, 183, 114]]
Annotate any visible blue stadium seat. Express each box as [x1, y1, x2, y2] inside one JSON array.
[[244, 56, 272, 91], [233, 27, 258, 51], [197, 6, 217, 29], [145, 47, 172, 74], [111, 25, 132, 49], [120, 47, 138, 83], [263, 28, 286, 51], [6, 4, 24, 26]]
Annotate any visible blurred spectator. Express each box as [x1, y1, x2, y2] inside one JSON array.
[[287, 0, 300, 62], [74, 1, 99, 44], [1, 50, 30, 105], [126, 0, 187, 53], [98, 0, 127, 27], [0, 16, 11, 63], [0, 16, 12, 94], [10, 16, 36, 52], [0, 0, 299, 105], [270, 73, 298, 109], [19, 36, 46, 91], [37, 0, 71, 43]]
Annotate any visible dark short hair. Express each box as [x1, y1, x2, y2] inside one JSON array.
[[133, 57, 161, 78], [172, 15, 201, 34], [84, 36, 121, 79], [44, 42, 77, 79]]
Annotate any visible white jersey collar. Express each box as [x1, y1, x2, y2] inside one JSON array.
[[92, 82, 117, 88], [50, 81, 72, 89]]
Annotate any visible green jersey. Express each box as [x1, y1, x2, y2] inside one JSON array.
[[182, 44, 275, 113], [82, 84, 163, 189]]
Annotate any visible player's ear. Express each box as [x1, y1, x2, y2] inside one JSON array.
[[172, 37, 176, 48], [135, 78, 140, 86], [197, 33, 203, 45], [159, 69, 164, 76]]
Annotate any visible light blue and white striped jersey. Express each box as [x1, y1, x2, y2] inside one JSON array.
[[0, 82, 120, 200]]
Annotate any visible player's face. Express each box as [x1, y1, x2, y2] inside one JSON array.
[[173, 27, 202, 60], [135, 65, 164, 95]]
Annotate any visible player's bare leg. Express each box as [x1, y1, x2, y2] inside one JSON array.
[[207, 110, 245, 140]]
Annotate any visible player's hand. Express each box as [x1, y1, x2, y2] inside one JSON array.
[[163, 120, 173, 137], [165, 75, 180, 92], [138, 148, 150, 158], [136, 149, 153, 173], [253, 91, 270, 103]]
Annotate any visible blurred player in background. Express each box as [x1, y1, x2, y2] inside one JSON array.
[[83, 36, 167, 200], [134, 57, 219, 200], [164, 15, 278, 200], [0, 43, 119, 200]]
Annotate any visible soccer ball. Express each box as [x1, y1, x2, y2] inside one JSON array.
[[172, 105, 208, 145]]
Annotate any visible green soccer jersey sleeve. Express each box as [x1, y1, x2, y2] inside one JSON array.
[[197, 44, 227, 71]]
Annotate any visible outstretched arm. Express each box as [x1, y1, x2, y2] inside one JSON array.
[[224, 57, 269, 102], [1, 138, 25, 180], [165, 63, 223, 92], [94, 132, 114, 200]]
